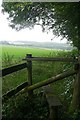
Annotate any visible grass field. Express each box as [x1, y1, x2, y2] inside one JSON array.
[[2, 45, 74, 94], [2, 45, 71, 67], [2, 45, 70, 59], [2, 45, 57, 58], [2, 45, 57, 67], [2, 45, 78, 119]]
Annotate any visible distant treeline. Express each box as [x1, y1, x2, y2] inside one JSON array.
[[0, 40, 74, 50]]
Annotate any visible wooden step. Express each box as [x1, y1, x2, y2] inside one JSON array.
[[43, 85, 62, 120]]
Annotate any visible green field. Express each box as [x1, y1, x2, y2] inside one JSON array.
[[2, 45, 57, 58], [2, 45, 71, 67], [2, 45, 74, 95], [2, 45, 71, 58], [2, 45, 77, 119]]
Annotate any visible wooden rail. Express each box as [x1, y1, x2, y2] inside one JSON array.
[[2, 54, 80, 114], [2, 69, 76, 103], [3, 81, 28, 103], [23, 57, 77, 62], [1, 63, 27, 77], [23, 69, 77, 92]]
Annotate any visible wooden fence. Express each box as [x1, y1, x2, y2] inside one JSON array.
[[1, 54, 80, 113]]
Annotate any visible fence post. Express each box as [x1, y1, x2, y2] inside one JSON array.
[[70, 56, 80, 111], [26, 54, 33, 97]]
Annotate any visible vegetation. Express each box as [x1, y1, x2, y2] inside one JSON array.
[[1, 1, 80, 119], [2, 2, 80, 50], [2, 44, 72, 67], [2, 45, 70, 93], [3, 92, 49, 120], [2, 45, 80, 119]]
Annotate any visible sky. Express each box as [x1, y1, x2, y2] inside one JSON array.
[[0, 1, 67, 43]]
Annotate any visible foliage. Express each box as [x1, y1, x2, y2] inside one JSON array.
[[2, 91, 77, 120], [2, 2, 80, 49], [2, 93, 49, 120]]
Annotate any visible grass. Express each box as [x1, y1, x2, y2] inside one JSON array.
[[2, 45, 58, 67], [2, 69, 28, 93], [2, 45, 71, 94], [2, 45, 56, 57], [2, 45, 70, 66], [2, 45, 78, 119], [2, 45, 76, 97], [2, 45, 76, 95]]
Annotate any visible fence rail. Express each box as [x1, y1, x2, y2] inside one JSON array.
[[2, 69, 76, 103], [2, 54, 80, 113], [1, 63, 27, 77], [22, 69, 77, 93], [23, 57, 77, 62], [3, 81, 28, 102]]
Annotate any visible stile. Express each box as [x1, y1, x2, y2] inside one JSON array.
[[43, 85, 62, 120]]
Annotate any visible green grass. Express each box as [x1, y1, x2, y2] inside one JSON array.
[[2, 44, 71, 60], [2, 45, 78, 119], [1, 45, 75, 98], [2, 44, 71, 67], [2, 45, 56, 58], [2, 45, 58, 67], [2, 45, 71, 94], [2, 45, 75, 96]]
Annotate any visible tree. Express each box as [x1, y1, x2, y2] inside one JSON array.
[[2, 2, 80, 50]]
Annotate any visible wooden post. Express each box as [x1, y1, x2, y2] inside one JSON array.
[[43, 85, 62, 120], [71, 56, 80, 111], [26, 54, 33, 97], [49, 106, 58, 120]]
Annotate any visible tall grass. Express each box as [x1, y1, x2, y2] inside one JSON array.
[[2, 52, 14, 67]]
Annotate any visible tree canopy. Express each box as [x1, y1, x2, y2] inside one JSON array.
[[2, 2, 80, 50]]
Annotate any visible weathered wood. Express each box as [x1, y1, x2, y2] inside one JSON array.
[[3, 81, 28, 103], [27, 54, 32, 85], [49, 106, 59, 120], [23, 57, 77, 62], [43, 85, 62, 120], [1, 63, 27, 77], [43, 85, 62, 107], [3, 69, 76, 103], [71, 56, 80, 111], [23, 69, 77, 93], [26, 54, 33, 96]]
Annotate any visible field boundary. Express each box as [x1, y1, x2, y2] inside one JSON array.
[[2, 54, 80, 115]]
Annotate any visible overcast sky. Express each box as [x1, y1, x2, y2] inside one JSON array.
[[0, 1, 67, 43]]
